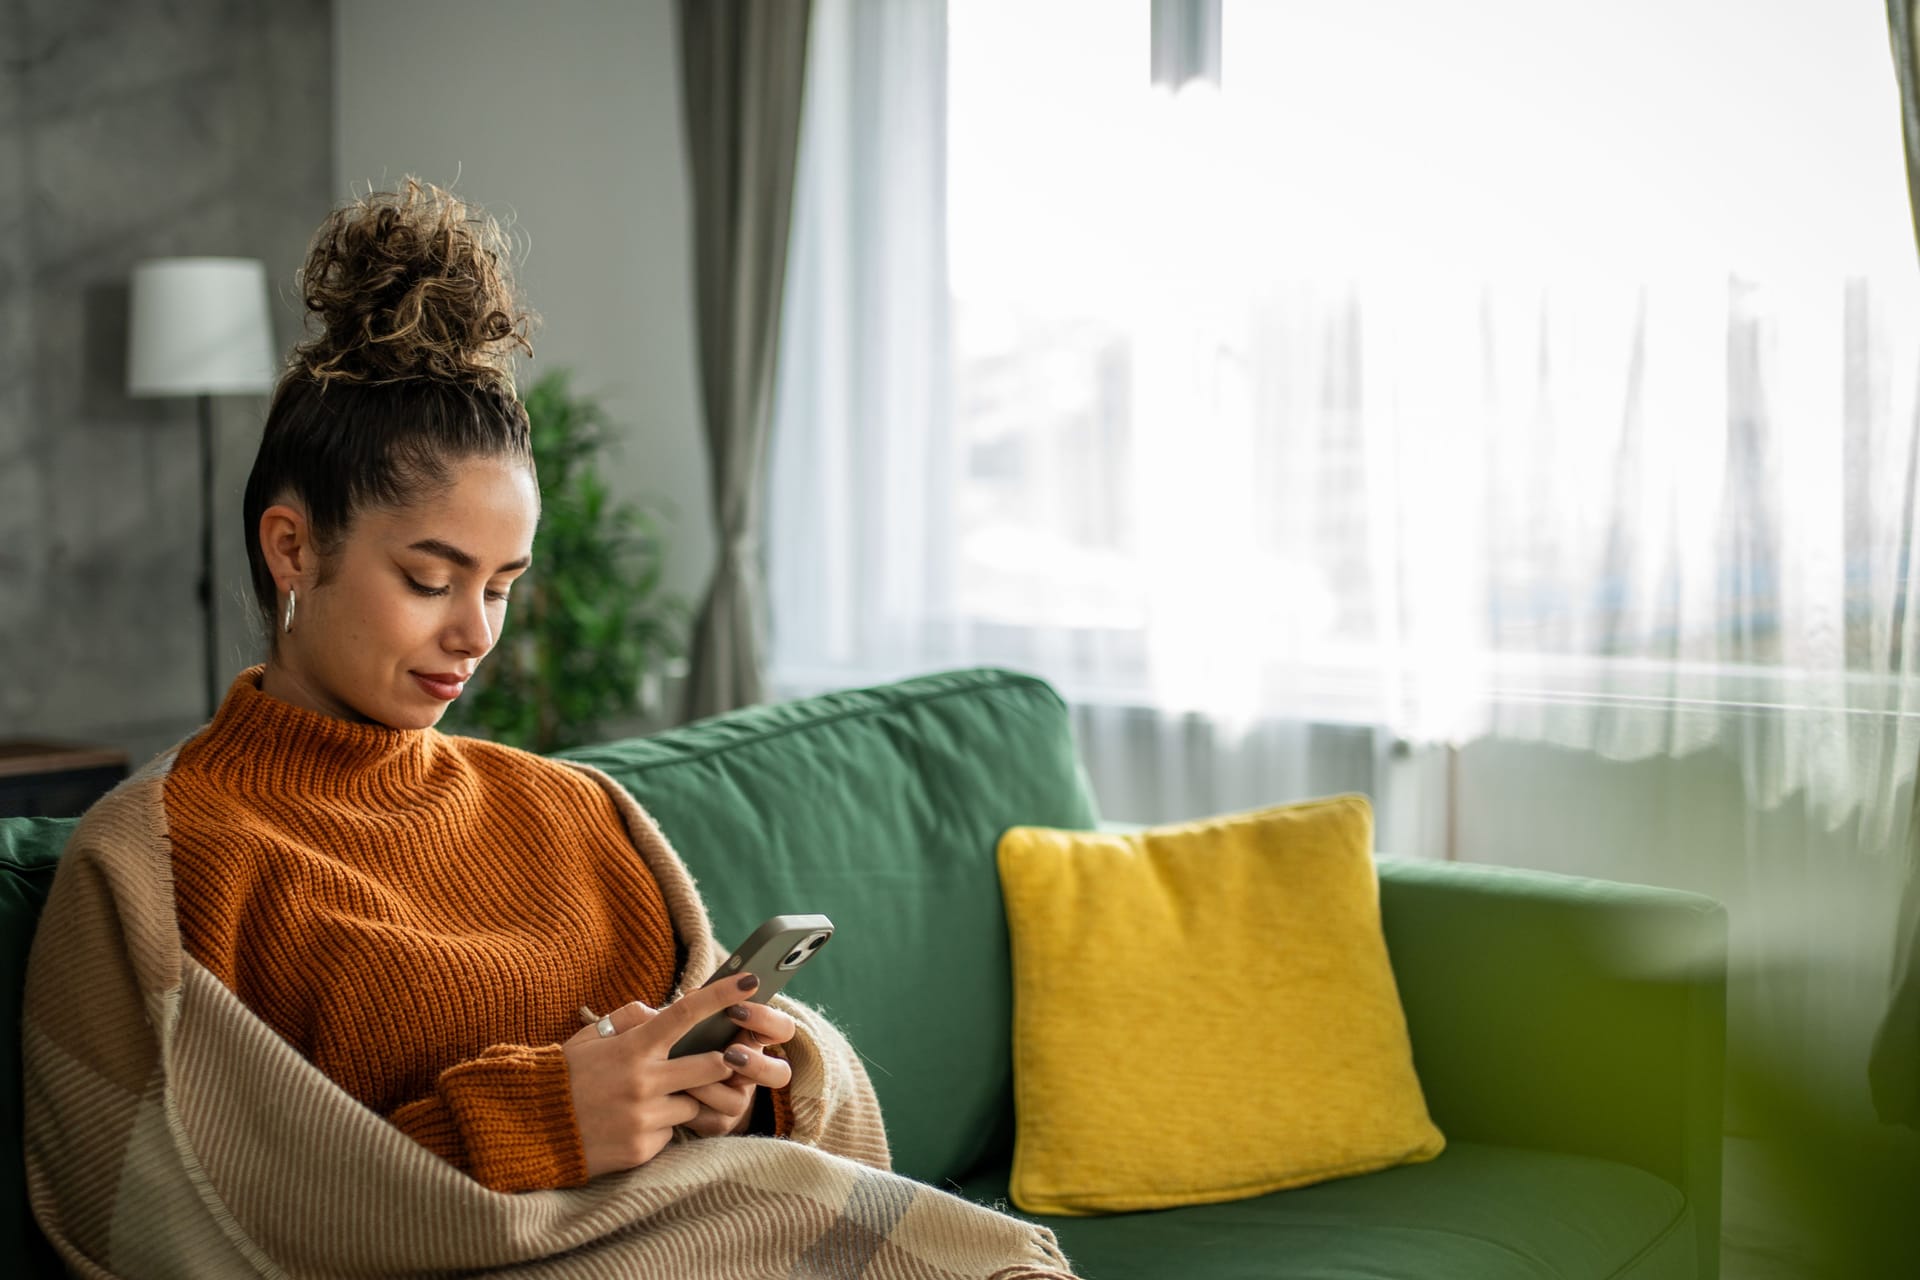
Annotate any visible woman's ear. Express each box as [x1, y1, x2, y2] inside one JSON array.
[[258, 503, 314, 591]]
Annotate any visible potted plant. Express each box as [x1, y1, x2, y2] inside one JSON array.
[[444, 369, 685, 752]]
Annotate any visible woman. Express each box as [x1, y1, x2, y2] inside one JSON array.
[[23, 179, 1074, 1279]]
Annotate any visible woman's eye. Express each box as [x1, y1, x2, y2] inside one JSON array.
[[405, 573, 511, 602]]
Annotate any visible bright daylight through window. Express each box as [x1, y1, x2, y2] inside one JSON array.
[[946, 0, 1920, 743], [771, 0, 1920, 833]]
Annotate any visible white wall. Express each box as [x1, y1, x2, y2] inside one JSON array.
[[333, 0, 711, 707]]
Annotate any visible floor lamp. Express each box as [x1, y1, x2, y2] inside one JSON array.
[[127, 258, 276, 721]]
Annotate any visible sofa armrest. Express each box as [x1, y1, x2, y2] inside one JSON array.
[[1377, 855, 1726, 1279]]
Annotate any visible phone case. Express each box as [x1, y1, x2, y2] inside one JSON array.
[[667, 913, 835, 1058]]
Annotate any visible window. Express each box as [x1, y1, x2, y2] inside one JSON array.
[[772, 0, 1920, 817], [936, 0, 1920, 729]]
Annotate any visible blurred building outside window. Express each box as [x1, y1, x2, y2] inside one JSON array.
[[771, 0, 1920, 836]]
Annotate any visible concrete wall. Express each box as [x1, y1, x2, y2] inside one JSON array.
[[332, 0, 710, 734], [0, 0, 333, 763]]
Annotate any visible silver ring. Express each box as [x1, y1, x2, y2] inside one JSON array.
[[596, 1014, 617, 1038]]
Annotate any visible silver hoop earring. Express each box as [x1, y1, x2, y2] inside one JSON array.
[[282, 587, 297, 635]]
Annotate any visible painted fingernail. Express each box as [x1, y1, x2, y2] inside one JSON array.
[[725, 1004, 751, 1023], [724, 1045, 752, 1067], [735, 973, 760, 993]]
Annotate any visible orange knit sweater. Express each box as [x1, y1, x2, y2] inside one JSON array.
[[164, 667, 775, 1194]]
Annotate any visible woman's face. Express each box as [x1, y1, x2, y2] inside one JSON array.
[[263, 455, 539, 730]]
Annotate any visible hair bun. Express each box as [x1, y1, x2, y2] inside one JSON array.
[[293, 176, 536, 393]]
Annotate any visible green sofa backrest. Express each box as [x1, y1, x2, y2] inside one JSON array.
[[0, 666, 1100, 1257]]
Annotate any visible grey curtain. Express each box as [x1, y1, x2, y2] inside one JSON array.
[[675, 0, 813, 722], [1872, 0, 1920, 1130]]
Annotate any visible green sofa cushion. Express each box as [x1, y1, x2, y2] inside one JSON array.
[[559, 667, 1101, 1185], [0, 818, 75, 1271], [955, 1140, 1697, 1280]]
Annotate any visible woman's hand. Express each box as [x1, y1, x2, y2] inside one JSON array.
[[680, 998, 797, 1138], [561, 972, 763, 1178], [579, 993, 798, 1141]]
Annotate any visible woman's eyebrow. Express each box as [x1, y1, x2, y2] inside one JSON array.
[[406, 538, 532, 573]]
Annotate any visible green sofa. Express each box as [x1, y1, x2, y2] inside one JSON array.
[[0, 667, 1726, 1277]]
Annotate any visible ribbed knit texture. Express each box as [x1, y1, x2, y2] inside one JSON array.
[[166, 667, 695, 1193]]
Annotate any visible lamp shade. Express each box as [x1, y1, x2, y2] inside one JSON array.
[[127, 257, 277, 397]]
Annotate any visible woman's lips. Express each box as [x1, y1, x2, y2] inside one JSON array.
[[411, 672, 465, 701]]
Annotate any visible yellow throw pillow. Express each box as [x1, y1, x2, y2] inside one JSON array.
[[996, 793, 1444, 1216]]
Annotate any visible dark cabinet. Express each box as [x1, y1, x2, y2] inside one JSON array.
[[0, 743, 129, 819]]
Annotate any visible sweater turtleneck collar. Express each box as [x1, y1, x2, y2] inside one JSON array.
[[184, 664, 443, 798]]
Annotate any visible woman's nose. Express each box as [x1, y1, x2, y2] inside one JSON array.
[[450, 594, 495, 657]]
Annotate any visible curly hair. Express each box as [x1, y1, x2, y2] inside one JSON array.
[[241, 177, 542, 649], [291, 177, 536, 392]]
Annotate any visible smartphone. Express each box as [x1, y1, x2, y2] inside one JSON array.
[[667, 913, 835, 1058]]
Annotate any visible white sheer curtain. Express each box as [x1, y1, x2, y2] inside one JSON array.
[[768, 0, 956, 692], [770, 0, 1920, 842], [768, 0, 1362, 826]]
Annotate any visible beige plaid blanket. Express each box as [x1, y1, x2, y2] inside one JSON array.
[[23, 753, 1077, 1279]]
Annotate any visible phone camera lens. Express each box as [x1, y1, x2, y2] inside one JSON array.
[[783, 949, 804, 967]]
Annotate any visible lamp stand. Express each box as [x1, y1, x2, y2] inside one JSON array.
[[196, 393, 217, 720]]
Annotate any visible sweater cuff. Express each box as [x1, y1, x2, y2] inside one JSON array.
[[770, 1083, 795, 1139], [762, 1042, 794, 1138], [438, 1043, 587, 1192]]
